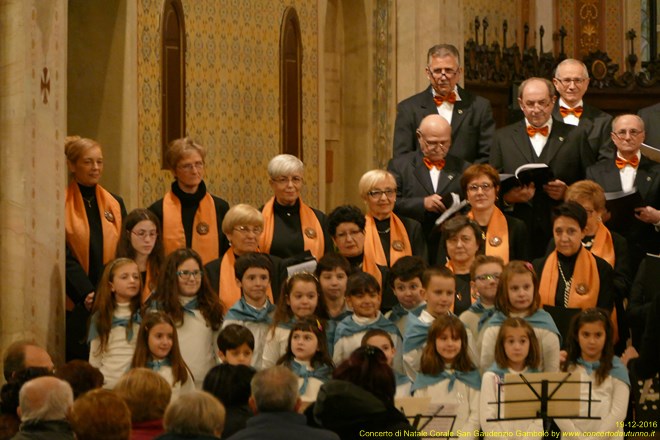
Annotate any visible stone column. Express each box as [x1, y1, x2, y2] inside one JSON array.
[[0, 0, 67, 374]]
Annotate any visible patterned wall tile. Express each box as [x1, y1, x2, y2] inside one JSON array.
[[137, 0, 319, 209]]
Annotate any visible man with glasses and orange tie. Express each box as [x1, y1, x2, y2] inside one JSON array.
[[392, 44, 495, 164], [490, 77, 594, 258], [552, 58, 614, 161], [388, 114, 470, 263], [586, 114, 660, 268]]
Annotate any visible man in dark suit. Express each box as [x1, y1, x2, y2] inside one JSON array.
[[392, 44, 495, 163], [490, 77, 595, 258], [388, 114, 470, 263], [638, 102, 660, 148], [586, 114, 660, 268], [552, 58, 614, 162]]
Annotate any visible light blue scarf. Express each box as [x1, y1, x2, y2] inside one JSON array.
[[225, 298, 275, 323], [289, 360, 332, 394], [412, 368, 481, 392]]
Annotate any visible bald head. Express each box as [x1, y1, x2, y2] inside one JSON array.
[[18, 376, 73, 422], [3, 341, 54, 381], [416, 115, 452, 161]]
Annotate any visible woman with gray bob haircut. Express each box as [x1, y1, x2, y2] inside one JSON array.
[[259, 154, 330, 262], [158, 390, 226, 440]]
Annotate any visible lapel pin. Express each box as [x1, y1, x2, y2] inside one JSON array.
[[559, 136, 564, 142], [448, 175, 454, 180], [647, 176, 652, 182], [457, 109, 463, 115]]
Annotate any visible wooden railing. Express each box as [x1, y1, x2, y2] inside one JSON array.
[[464, 17, 660, 127]]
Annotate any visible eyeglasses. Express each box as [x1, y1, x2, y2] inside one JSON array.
[[368, 189, 396, 199], [335, 229, 364, 240], [612, 129, 644, 140], [467, 182, 494, 193], [131, 230, 158, 240], [233, 226, 263, 235], [417, 133, 447, 151], [428, 67, 458, 78], [272, 176, 304, 185], [474, 273, 501, 281], [554, 77, 587, 86], [178, 161, 204, 172], [176, 269, 203, 279]]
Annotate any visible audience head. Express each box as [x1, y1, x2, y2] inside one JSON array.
[[553, 59, 590, 107], [333, 345, 395, 406], [54, 360, 103, 399], [18, 376, 73, 422], [327, 205, 366, 259], [64, 136, 103, 186], [517, 77, 556, 128], [3, 341, 53, 382], [70, 389, 131, 440], [611, 113, 645, 159], [163, 390, 225, 438], [267, 154, 305, 206], [416, 114, 452, 162], [114, 368, 171, 423], [425, 44, 461, 97], [361, 329, 397, 367], [203, 363, 255, 407], [217, 324, 255, 366], [249, 366, 300, 413]]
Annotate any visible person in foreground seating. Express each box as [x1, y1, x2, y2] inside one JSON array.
[[13, 377, 74, 440], [226, 366, 339, 440]]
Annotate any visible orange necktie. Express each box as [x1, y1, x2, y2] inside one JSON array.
[[527, 125, 549, 137], [423, 157, 446, 170], [559, 106, 584, 118], [433, 92, 457, 106], [615, 156, 639, 169]]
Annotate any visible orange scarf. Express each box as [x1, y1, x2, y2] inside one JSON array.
[[65, 181, 122, 273], [445, 261, 477, 313], [141, 267, 155, 304], [162, 191, 219, 264], [469, 207, 509, 264], [590, 222, 615, 268], [219, 249, 273, 310], [539, 249, 600, 309], [259, 197, 325, 259]]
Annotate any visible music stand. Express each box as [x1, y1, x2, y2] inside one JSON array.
[[395, 396, 458, 438], [485, 372, 600, 440]]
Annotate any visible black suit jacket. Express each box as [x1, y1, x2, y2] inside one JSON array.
[[489, 118, 595, 257], [552, 102, 614, 162], [639, 102, 660, 149], [388, 151, 469, 235], [393, 86, 495, 163], [585, 156, 660, 263]]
